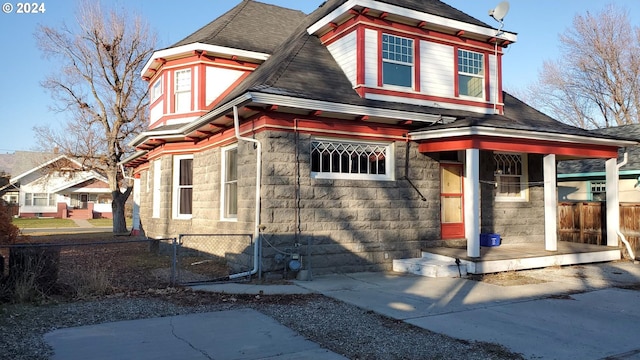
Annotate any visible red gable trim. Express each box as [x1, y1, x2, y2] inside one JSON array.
[[417, 135, 619, 158]]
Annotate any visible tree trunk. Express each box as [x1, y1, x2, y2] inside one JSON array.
[[112, 188, 131, 234]]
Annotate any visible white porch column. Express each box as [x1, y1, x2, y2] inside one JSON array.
[[465, 148, 480, 258], [131, 176, 141, 236], [606, 158, 619, 247], [544, 154, 557, 251]]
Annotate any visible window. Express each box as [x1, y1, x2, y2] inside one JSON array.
[[382, 34, 413, 88], [590, 181, 606, 201], [25, 193, 55, 206], [458, 49, 484, 98], [173, 155, 193, 219], [151, 76, 163, 102], [97, 194, 111, 204], [221, 145, 238, 220], [494, 152, 528, 201], [174, 69, 191, 113], [152, 159, 161, 218], [3, 195, 17, 204], [311, 139, 394, 181]]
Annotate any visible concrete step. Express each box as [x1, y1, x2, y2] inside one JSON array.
[[393, 258, 467, 278]]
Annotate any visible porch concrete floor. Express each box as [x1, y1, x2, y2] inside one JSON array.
[[425, 241, 615, 261], [421, 242, 621, 274]]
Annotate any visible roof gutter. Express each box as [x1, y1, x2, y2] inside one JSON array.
[[249, 92, 453, 124]]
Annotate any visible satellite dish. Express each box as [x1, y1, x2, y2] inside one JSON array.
[[489, 1, 510, 22]]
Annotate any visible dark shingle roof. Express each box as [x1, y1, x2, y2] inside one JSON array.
[[377, 0, 492, 28], [0, 151, 58, 178], [413, 92, 603, 138], [557, 124, 640, 175], [171, 0, 308, 54]]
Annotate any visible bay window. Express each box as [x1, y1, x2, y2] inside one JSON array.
[[174, 69, 191, 113]]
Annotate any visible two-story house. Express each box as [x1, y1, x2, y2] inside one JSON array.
[[122, 0, 634, 276]]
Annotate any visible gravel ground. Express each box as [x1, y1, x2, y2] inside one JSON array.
[[0, 289, 524, 360]]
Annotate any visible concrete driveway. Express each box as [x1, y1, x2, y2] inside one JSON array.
[[295, 262, 640, 360]]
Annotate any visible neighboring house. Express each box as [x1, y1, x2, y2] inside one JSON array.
[[558, 124, 640, 202], [122, 0, 634, 274], [0, 151, 113, 219]]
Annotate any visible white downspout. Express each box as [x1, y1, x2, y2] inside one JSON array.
[[616, 151, 635, 260], [229, 105, 262, 279]]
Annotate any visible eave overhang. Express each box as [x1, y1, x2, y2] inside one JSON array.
[[141, 42, 270, 79], [410, 126, 637, 158], [308, 0, 517, 45], [123, 92, 458, 168], [49, 172, 108, 193]]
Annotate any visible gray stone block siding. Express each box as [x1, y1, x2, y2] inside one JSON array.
[[138, 130, 547, 275], [479, 152, 545, 244]]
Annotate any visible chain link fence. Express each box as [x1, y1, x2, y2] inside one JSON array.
[[171, 234, 254, 285], [0, 233, 258, 302], [0, 239, 174, 302]]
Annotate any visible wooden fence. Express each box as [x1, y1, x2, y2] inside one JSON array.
[[558, 202, 640, 255]]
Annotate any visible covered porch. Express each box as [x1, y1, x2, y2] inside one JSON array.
[[402, 118, 636, 277]]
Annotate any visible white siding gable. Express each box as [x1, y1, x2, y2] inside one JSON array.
[[420, 41, 454, 98], [364, 29, 378, 87], [205, 66, 245, 105], [488, 53, 498, 105], [327, 31, 357, 87]]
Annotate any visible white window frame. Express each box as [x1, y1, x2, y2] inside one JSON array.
[[494, 152, 528, 202], [590, 180, 606, 201], [172, 155, 193, 220], [381, 33, 414, 89], [152, 159, 161, 218], [457, 49, 484, 99], [24, 193, 55, 207], [151, 75, 163, 102], [221, 144, 238, 221], [310, 138, 395, 181], [174, 69, 191, 113]]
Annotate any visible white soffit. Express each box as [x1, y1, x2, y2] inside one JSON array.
[[307, 0, 517, 43], [142, 43, 270, 76]]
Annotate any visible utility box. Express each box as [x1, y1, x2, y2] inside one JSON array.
[[480, 233, 501, 247]]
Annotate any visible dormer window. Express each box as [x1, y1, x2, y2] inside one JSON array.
[[457, 49, 484, 98], [382, 34, 414, 88], [175, 69, 192, 113]]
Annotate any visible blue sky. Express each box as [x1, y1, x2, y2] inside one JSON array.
[[0, 0, 638, 153]]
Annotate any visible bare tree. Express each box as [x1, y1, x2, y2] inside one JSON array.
[[35, 1, 156, 233], [526, 4, 640, 129]]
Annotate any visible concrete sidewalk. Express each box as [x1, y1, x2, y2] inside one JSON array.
[[45, 308, 347, 360], [291, 262, 640, 360]]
